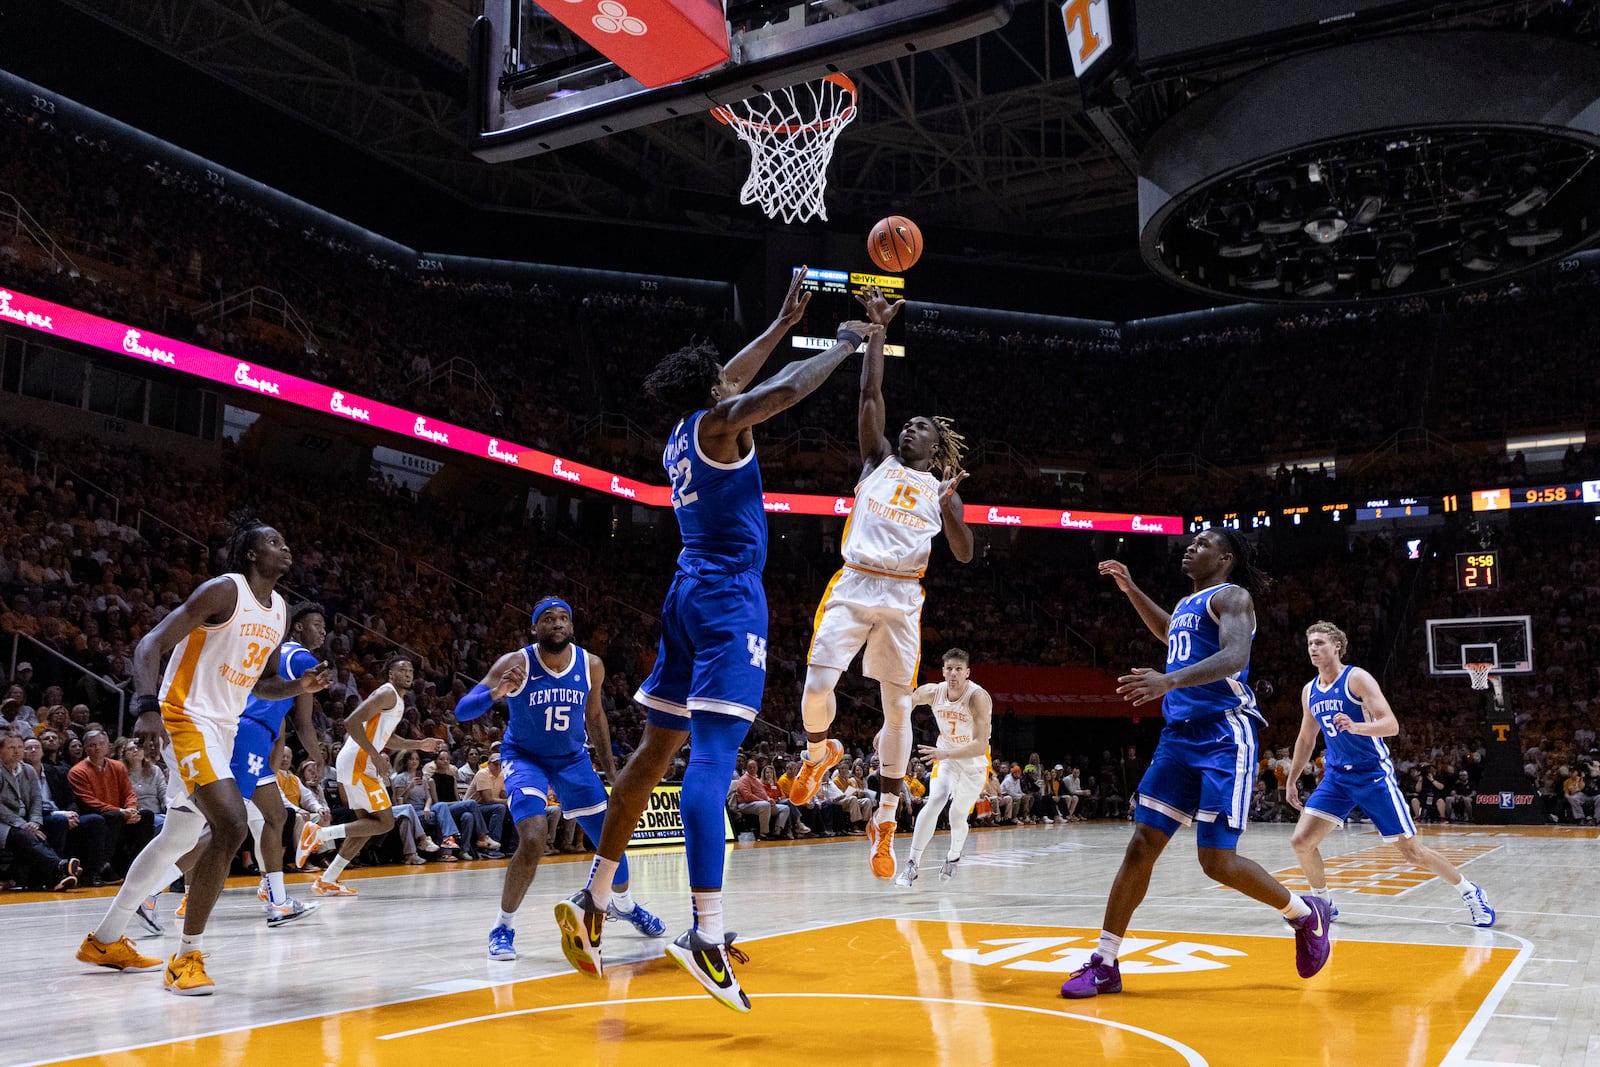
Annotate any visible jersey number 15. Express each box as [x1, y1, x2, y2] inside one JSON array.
[[545, 706, 572, 732]]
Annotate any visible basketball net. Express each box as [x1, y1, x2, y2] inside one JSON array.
[[1465, 662, 1494, 691], [711, 73, 858, 225]]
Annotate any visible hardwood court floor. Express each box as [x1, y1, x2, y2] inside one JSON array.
[[8, 821, 1599, 1067]]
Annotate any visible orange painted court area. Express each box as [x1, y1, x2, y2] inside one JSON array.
[[43, 918, 1517, 1067]]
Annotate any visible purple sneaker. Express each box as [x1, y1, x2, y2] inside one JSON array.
[[1288, 895, 1334, 979], [1060, 952, 1122, 999]]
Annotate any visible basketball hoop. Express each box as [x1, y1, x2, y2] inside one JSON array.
[[711, 73, 858, 224], [1465, 662, 1494, 691]]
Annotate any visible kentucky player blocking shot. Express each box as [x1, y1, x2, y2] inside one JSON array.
[[1061, 530, 1333, 1000], [454, 596, 664, 963], [554, 266, 881, 1012], [1286, 620, 1495, 926]]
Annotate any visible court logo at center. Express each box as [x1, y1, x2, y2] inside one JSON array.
[[945, 934, 1245, 974]]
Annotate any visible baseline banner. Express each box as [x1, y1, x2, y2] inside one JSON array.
[[0, 284, 1182, 534], [627, 784, 735, 847], [938, 665, 1130, 718]]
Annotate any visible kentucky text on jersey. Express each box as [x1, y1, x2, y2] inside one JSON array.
[[1160, 583, 1261, 725]]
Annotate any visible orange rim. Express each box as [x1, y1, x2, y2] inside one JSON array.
[[711, 73, 857, 135]]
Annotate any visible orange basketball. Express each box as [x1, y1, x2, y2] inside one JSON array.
[[868, 215, 923, 272]]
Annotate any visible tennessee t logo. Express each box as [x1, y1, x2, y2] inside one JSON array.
[[1491, 724, 1510, 742], [1062, 0, 1102, 63]]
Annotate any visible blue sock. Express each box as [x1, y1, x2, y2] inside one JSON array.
[[575, 812, 630, 886], [683, 713, 752, 889]]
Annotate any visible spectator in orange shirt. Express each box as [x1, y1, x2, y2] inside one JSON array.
[[734, 759, 789, 839], [67, 728, 148, 883]]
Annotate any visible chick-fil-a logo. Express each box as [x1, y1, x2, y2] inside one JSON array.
[[610, 476, 637, 499], [329, 391, 371, 422], [1058, 511, 1094, 530], [552, 458, 582, 484], [0, 291, 53, 331], [763, 498, 791, 512], [487, 439, 520, 466], [987, 507, 1022, 526], [232, 363, 281, 395], [833, 497, 853, 516], [122, 329, 176, 365], [413, 417, 449, 444]]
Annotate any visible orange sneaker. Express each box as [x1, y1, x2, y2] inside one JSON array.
[[789, 739, 845, 805], [164, 951, 215, 996], [312, 877, 357, 897], [295, 822, 321, 869], [77, 932, 163, 972], [867, 819, 898, 880], [175, 893, 188, 918]]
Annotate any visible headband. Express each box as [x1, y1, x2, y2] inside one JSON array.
[[531, 597, 573, 626]]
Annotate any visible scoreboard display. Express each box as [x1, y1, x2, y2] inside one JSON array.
[[791, 267, 907, 357], [1456, 551, 1501, 592], [1471, 481, 1600, 511]]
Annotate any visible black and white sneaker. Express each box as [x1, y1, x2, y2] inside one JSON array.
[[939, 856, 960, 882], [664, 928, 751, 1013], [134, 895, 164, 936]]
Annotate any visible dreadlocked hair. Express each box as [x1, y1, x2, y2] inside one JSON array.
[[222, 513, 272, 577], [930, 416, 968, 480], [1216, 527, 1273, 597], [642, 342, 721, 415]]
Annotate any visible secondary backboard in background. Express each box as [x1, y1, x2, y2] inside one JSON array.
[[470, 0, 1013, 160], [1426, 615, 1534, 677]]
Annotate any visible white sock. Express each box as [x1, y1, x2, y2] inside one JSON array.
[[267, 871, 287, 905], [876, 793, 900, 822], [179, 932, 202, 955], [611, 887, 635, 913], [1097, 931, 1123, 964], [587, 857, 619, 910], [805, 740, 830, 765], [1281, 895, 1312, 920], [907, 848, 924, 868], [1456, 878, 1476, 896], [692, 890, 724, 941], [1310, 885, 1330, 902], [496, 909, 516, 929], [324, 855, 351, 881], [319, 824, 347, 846]]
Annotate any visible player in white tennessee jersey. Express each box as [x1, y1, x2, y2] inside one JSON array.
[[789, 285, 975, 881], [896, 648, 993, 887], [76, 519, 330, 994], [298, 654, 444, 895]]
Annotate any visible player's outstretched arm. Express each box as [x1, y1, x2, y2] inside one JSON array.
[[1285, 682, 1321, 810], [582, 654, 619, 783], [939, 471, 974, 563], [855, 285, 903, 469], [711, 320, 882, 433], [722, 266, 813, 396], [1097, 560, 1170, 642], [1334, 669, 1399, 738]]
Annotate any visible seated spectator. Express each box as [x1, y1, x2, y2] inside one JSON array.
[[760, 763, 808, 839], [119, 737, 166, 833], [427, 747, 502, 858], [1001, 763, 1033, 823], [0, 734, 81, 890], [733, 759, 788, 840], [67, 727, 149, 882], [466, 746, 512, 845], [1, 695, 34, 739]]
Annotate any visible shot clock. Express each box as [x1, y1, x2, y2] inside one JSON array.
[[1456, 551, 1500, 591]]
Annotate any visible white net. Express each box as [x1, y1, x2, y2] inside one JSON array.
[[712, 73, 858, 224], [1465, 662, 1494, 691]]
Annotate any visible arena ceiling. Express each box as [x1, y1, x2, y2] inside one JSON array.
[[7, 0, 1600, 317]]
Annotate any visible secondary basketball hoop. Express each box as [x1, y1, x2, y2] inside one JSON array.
[[711, 73, 858, 225], [1464, 662, 1494, 691]]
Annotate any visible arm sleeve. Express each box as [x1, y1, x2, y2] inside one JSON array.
[[454, 684, 495, 723]]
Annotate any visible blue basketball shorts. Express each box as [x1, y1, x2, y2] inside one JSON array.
[[1304, 765, 1417, 842], [636, 568, 768, 729], [503, 747, 609, 825], [1135, 710, 1260, 849], [228, 717, 280, 801]]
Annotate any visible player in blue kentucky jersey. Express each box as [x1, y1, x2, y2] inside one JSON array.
[[554, 268, 882, 1012], [454, 597, 664, 962], [1287, 620, 1495, 927], [1063, 529, 1334, 1001]]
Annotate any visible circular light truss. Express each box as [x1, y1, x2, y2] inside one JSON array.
[[1138, 33, 1600, 303]]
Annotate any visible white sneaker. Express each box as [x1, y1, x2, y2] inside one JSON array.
[[939, 857, 960, 882], [1042, 816, 1054, 824], [893, 859, 918, 888], [1462, 882, 1496, 927], [419, 835, 439, 853]]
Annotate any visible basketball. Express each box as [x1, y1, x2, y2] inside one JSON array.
[[868, 215, 924, 272]]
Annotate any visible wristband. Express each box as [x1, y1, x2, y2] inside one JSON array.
[[836, 327, 865, 347], [134, 694, 160, 717]]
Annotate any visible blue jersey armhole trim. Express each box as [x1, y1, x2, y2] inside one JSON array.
[[693, 409, 756, 472]]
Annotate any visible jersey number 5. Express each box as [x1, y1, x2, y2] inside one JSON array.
[[669, 457, 698, 508], [545, 706, 571, 731], [1316, 713, 1339, 740]]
